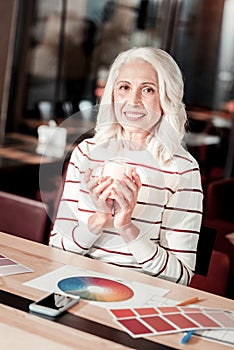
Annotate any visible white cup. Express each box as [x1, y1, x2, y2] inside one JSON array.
[[102, 160, 135, 198]]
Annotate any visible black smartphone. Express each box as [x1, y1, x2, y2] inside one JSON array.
[[29, 292, 80, 317]]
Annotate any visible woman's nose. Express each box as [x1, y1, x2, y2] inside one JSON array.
[[128, 88, 142, 105]]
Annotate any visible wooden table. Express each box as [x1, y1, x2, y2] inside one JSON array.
[[0, 132, 61, 165], [0, 127, 94, 211], [0, 115, 95, 166], [0, 133, 65, 198], [187, 109, 234, 177], [0, 232, 233, 350], [187, 109, 232, 122]]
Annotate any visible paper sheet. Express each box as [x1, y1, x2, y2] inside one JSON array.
[[23, 265, 174, 308], [195, 329, 234, 347], [23, 264, 234, 346]]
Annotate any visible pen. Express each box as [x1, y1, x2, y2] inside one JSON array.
[[176, 297, 199, 306], [180, 330, 195, 344]]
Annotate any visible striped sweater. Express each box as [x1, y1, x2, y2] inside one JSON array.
[[50, 138, 203, 285]]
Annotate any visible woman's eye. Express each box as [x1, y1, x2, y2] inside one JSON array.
[[119, 85, 130, 91], [142, 87, 155, 94]]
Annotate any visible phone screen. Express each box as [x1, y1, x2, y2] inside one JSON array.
[[36, 293, 76, 310]]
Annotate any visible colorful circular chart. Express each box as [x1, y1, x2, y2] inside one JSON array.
[[57, 276, 134, 302]]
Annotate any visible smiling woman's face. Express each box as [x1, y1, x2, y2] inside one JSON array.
[[113, 59, 163, 139]]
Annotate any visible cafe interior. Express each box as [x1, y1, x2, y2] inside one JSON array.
[[0, 0, 234, 313]]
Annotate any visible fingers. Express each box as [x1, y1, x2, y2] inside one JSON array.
[[111, 185, 129, 203], [83, 168, 114, 215], [118, 171, 141, 196], [91, 178, 114, 203], [84, 168, 92, 184], [84, 167, 141, 208], [132, 170, 142, 189], [85, 170, 113, 200], [111, 179, 135, 209], [98, 180, 113, 200]]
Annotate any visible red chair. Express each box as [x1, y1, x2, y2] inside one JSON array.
[[204, 177, 234, 231], [190, 226, 231, 297], [203, 177, 234, 297], [190, 250, 231, 297], [0, 191, 49, 244]]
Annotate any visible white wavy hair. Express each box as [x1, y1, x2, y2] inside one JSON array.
[[94, 47, 187, 163]]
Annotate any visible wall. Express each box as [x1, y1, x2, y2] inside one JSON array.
[[0, 0, 17, 143]]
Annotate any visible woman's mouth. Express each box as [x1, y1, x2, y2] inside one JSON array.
[[123, 112, 146, 121]]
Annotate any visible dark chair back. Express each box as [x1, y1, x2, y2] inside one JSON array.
[[205, 177, 234, 222], [191, 226, 231, 297], [0, 191, 49, 244], [195, 226, 217, 276], [191, 250, 231, 297]]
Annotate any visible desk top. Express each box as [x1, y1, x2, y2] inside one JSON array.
[[0, 118, 95, 167], [0, 232, 233, 350], [0, 133, 60, 166], [187, 109, 232, 121]]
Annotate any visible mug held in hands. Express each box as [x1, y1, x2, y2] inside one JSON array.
[[102, 160, 135, 199]]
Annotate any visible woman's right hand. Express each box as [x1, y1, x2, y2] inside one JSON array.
[[85, 169, 114, 232]]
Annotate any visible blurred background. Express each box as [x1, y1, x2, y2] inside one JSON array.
[[2, 0, 234, 178], [1, 1, 234, 129], [0, 0, 234, 297]]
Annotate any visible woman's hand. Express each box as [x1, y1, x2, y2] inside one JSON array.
[[85, 169, 114, 234], [111, 171, 141, 233]]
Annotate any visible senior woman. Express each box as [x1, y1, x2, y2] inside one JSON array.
[[50, 47, 203, 285]]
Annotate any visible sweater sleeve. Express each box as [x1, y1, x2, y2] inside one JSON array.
[[126, 164, 203, 285], [49, 141, 101, 254]]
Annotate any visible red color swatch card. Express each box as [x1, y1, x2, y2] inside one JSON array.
[[109, 306, 234, 338]]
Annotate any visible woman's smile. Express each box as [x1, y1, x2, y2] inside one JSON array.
[[123, 110, 146, 121]]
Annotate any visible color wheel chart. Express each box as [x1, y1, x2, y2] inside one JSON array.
[[58, 276, 134, 302]]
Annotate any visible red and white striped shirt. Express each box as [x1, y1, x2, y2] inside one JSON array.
[[50, 138, 203, 285]]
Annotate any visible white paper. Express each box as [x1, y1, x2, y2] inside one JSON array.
[[195, 329, 234, 347], [23, 264, 234, 346], [23, 265, 173, 308]]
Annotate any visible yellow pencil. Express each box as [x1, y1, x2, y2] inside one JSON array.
[[176, 297, 200, 306]]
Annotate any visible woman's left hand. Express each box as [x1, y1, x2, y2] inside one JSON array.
[[111, 171, 141, 229]]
